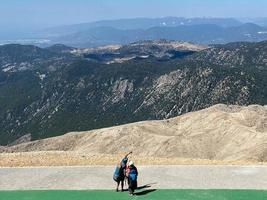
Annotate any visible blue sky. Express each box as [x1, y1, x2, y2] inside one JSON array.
[[1, 0, 267, 31]]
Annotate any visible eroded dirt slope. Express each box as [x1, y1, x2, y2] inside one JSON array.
[[1, 104, 267, 163]]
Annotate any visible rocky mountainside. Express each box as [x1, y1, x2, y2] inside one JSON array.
[[0, 40, 266, 145], [2, 104, 267, 162], [193, 41, 267, 68]]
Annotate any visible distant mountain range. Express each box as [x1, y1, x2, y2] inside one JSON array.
[[39, 17, 243, 36], [245, 17, 267, 27], [48, 23, 267, 47], [1, 17, 267, 47], [0, 40, 266, 145], [38, 17, 267, 47]]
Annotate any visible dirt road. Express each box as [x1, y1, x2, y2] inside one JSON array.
[[0, 165, 267, 190]]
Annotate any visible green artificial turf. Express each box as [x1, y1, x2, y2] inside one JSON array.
[[0, 189, 266, 200]]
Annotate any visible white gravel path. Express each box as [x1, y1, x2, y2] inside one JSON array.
[[0, 165, 267, 190]]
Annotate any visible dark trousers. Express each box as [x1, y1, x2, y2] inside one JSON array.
[[128, 179, 137, 194]]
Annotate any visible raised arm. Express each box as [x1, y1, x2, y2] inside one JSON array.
[[125, 151, 132, 158]]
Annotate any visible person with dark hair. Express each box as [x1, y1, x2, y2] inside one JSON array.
[[126, 160, 138, 196], [113, 152, 132, 192]]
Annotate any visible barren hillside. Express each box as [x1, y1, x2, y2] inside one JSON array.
[[2, 104, 267, 162]]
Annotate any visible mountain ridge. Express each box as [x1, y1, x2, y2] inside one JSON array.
[[40, 17, 243, 36], [2, 104, 266, 162], [0, 40, 266, 145], [47, 23, 267, 47]]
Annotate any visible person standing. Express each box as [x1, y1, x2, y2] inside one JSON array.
[[113, 152, 132, 192], [126, 160, 138, 196]]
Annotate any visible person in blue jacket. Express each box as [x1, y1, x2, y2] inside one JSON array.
[[126, 160, 138, 196], [113, 152, 132, 192]]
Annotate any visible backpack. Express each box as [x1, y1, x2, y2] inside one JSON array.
[[113, 158, 128, 180], [113, 164, 124, 179]]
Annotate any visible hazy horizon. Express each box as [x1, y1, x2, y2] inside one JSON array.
[[1, 0, 267, 28], [1, 0, 267, 39]]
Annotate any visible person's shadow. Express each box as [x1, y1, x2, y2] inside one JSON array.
[[135, 183, 157, 196], [135, 189, 157, 196]]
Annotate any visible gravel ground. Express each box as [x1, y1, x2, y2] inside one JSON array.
[[0, 165, 267, 190], [2, 152, 265, 167]]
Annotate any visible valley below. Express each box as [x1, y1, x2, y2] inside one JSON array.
[[0, 37, 267, 167], [0, 40, 267, 146]]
